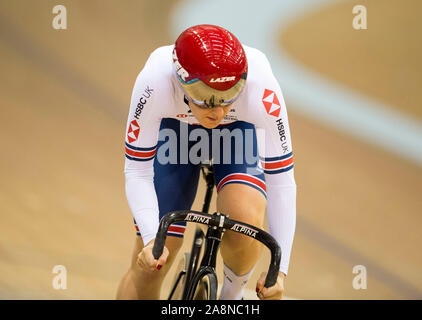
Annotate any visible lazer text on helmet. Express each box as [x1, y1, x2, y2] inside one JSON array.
[[209, 76, 236, 83]]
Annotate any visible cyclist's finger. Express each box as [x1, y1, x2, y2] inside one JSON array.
[[155, 246, 169, 270], [255, 272, 266, 294], [260, 285, 283, 300], [256, 272, 284, 300], [137, 251, 155, 272], [261, 274, 284, 300], [137, 245, 159, 272]]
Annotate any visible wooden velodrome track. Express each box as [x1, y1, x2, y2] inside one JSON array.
[[0, 0, 421, 299]]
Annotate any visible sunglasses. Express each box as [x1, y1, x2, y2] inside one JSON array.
[[185, 94, 238, 109]]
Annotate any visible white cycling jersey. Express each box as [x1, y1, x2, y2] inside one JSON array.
[[124, 45, 296, 275]]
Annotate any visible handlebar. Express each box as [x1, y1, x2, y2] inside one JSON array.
[[152, 210, 281, 288]]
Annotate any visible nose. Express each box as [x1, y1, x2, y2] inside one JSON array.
[[212, 106, 225, 118]]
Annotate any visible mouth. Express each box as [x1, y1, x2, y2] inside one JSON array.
[[206, 116, 218, 122]]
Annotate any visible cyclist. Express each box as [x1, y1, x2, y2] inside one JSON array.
[[116, 24, 296, 300]]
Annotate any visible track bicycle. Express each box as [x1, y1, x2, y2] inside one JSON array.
[[152, 163, 281, 300]]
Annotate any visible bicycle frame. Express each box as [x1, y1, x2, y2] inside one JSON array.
[[168, 164, 215, 300], [183, 164, 218, 299]]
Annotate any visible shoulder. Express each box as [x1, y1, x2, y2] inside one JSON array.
[[145, 45, 174, 67], [238, 44, 278, 99], [243, 45, 272, 73], [134, 45, 174, 82], [132, 45, 175, 96], [242, 44, 278, 97], [236, 45, 286, 122]]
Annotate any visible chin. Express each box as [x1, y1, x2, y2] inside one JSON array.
[[197, 118, 219, 129], [201, 123, 218, 129]]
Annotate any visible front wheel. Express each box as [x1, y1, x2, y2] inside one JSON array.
[[187, 270, 218, 300]]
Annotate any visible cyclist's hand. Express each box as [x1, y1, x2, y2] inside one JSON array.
[[137, 239, 169, 273], [256, 271, 285, 300]]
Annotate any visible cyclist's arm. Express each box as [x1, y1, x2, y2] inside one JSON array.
[[264, 170, 296, 277], [247, 51, 297, 276], [259, 113, 296, 277], [124, 48, 168, 246]]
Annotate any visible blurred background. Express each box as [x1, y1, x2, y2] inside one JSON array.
[[0, 0, 421, 299]]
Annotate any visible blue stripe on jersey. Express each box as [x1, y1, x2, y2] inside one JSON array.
[[125, 142, 157, 151], [260, 152, 293, 162], [263, 164, 294, 174], [167, 232, 184, 238], [125, 154, 155, 162]]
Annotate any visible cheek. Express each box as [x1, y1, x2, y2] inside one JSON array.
[[196, 109, 208, 119]]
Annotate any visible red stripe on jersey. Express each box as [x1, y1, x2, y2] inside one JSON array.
[[217, 174, 266, 193], [125, 146, 156, 158], [261, 156, 294, 170], [168, 225, 186, 234]]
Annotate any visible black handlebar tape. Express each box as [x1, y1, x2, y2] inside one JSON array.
[[152, 229, 167, 260], [152, 211, 189, 259], [258, 231, 281, 288], [264, 245, 282, 288]]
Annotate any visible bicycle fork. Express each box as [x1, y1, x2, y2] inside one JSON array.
[[185, 223, 224, 300], [200, 224, 224, 269]]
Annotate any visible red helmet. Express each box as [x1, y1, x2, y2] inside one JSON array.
[[173, 24, 248, 108]]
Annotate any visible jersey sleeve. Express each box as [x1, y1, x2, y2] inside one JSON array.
[[124, 49, 166, 246], [248, 52, 297, 276]]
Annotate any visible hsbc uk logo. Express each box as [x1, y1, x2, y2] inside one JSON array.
[[134, 86, 153, 120], [262, 89, 281, 118], [127, 120, 140, 143], [262, 89, 289, 153]]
